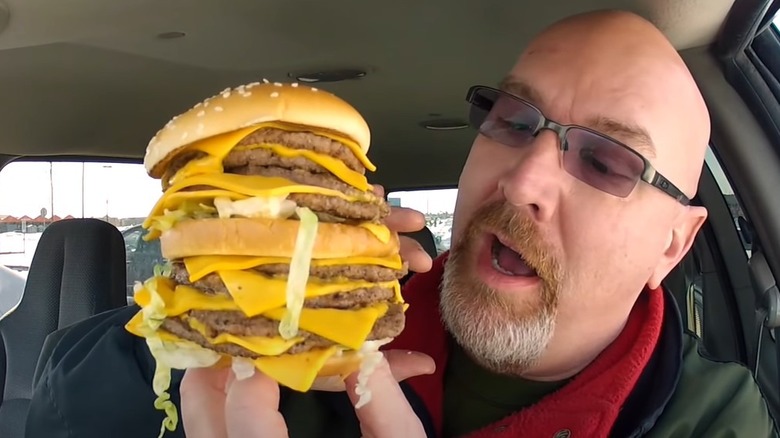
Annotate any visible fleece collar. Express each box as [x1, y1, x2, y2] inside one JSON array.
[[385, 252, 665, 438]]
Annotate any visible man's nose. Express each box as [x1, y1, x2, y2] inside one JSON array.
[[497, 130, 565, 223]]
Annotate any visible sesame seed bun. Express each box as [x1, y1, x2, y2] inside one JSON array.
[[143, 81, 372, 179]]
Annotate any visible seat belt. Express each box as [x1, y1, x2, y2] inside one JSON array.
[[747, 247, 780, 381], [684, 249, 705, 338]]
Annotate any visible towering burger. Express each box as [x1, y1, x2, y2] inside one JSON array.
[[125, 81, 407, 435]]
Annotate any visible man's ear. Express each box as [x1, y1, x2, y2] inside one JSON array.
[[647, 206, 708, 289]]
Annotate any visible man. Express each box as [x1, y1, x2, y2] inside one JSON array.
[[26, 9, 777, 438]]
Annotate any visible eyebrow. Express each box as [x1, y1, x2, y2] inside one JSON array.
[[499, 76, 656, 158], [499, 77, 543, 103], [588, 116, 656, 158]]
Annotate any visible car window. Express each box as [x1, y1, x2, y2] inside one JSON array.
[[388, 188, 457, 254], [705, 147, 752, 256], [0, 160, 163, 306]]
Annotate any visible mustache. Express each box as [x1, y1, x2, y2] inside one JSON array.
[[457, 201, 562, 284]]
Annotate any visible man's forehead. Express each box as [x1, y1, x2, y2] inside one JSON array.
[[498, 76, 657, 159]]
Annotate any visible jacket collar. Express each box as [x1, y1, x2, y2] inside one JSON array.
[[385, 252, 681, 438]]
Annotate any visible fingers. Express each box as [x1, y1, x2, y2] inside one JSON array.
[[181, 367, 229, 438], [384, 350, 436, 381], [345, 354, 432, 438], [372, 184, 385, 198], [385, 207, 426, 233], [400, 236, 433, 273], [224, 371, 288, 438]]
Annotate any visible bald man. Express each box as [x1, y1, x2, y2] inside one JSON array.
[[26, 9, 778, 438]]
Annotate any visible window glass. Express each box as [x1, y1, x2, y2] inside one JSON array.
[[0, 161, 163, 312], [705, 147, 752, 256], [387, 188, 457, 254]]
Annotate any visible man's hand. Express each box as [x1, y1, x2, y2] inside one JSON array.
[[181, 351, 435, 438], [373, 184, 433, 274]]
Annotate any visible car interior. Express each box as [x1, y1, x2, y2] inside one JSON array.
[[0, 0, 780, 436]]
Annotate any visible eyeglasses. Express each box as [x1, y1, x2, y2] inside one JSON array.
[[465, 86, 689, 205]]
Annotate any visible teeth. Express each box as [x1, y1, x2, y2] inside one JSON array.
[[491, 241, 518, 276]]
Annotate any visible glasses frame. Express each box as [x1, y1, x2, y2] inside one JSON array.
[[465, 85, 690, 205]]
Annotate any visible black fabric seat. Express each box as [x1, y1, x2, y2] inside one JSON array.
[[0, 219, 127, 438]]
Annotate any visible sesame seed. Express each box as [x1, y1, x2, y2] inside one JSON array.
[[194, 102, 202, 108], [215, 106, 223, 112], [222, 91, 231, 98], [262, 78, 270, 84], [242, 91, 252, 97], [248, 82, 260, 88], [204, 101, 210, 107], [270, 92, 279, 98], [181, 132, 189, 140], [292, 83, 299, 87], [197, 123, 204, 133], [197, 110, 206, 117], [312, 88, 318, 92], [273, 82, 282, 87]]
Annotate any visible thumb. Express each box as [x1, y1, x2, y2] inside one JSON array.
[[224, 370, 288, 438]]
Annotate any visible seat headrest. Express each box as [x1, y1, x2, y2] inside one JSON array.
[[0, 218, 126, 402]]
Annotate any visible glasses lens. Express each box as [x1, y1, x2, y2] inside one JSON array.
[[563, 128, 646, 197], [467, 87, 542, 148]]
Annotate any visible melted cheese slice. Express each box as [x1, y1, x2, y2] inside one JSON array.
[[127, 309, 337, 393], [134, 278, 239, 316], [135, 280, 388, 350], [169, 126, 262, 185], [253, 346, 340, 392], [184, 315, 302, 356], [264, 302, 389, 350], [220, 269, 399, 317], [244, 143, 369, 192], [184, 253, 403, 282], [169, 122, 376, 187], [146, 174, 366, 224]]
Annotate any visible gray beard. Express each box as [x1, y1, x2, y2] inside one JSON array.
[[439, 253, 558, 376]]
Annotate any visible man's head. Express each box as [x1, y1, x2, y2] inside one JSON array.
[[441, 10, 710, 379]]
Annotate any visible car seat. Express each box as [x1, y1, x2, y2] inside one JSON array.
[[0, 219, 127, 437]]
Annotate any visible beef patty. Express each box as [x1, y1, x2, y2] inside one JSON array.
[[172, 263, 401, 309], [161, 302, 405, 358], [173, 261, 406, 287], [236, 128, 364, 172]]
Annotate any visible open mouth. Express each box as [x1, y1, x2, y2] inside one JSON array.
[[490, 235, 538, 277]]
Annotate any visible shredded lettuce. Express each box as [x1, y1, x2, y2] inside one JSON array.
[[153, 261, 173, 278], [213, 195, 296, 219], [138, 277, 221, 438], [144, 201, 218, 240], [279, 207, 319, 339], [231, 356, 256, 381]]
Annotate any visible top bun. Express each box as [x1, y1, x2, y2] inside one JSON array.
[[143, 81, 371, 179]]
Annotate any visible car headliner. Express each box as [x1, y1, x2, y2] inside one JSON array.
[[0, 0, 736, 189]]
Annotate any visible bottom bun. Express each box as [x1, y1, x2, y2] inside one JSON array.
[[311, 351, 365, 391]]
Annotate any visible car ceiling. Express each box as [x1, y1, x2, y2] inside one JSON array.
[[0, 0, 735, 189]]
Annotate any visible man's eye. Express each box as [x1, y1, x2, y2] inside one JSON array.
[[580, 149, 610, 174], [499, 118, 533, 132], [510, 122, 534, 131]]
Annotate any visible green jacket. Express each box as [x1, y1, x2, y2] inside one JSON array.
[[24, 253, 780, 437]]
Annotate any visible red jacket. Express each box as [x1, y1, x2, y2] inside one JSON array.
[[385, 252, 665, 438]]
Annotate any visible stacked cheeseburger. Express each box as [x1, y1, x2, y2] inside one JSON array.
[[125, 81, 407, 434]]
